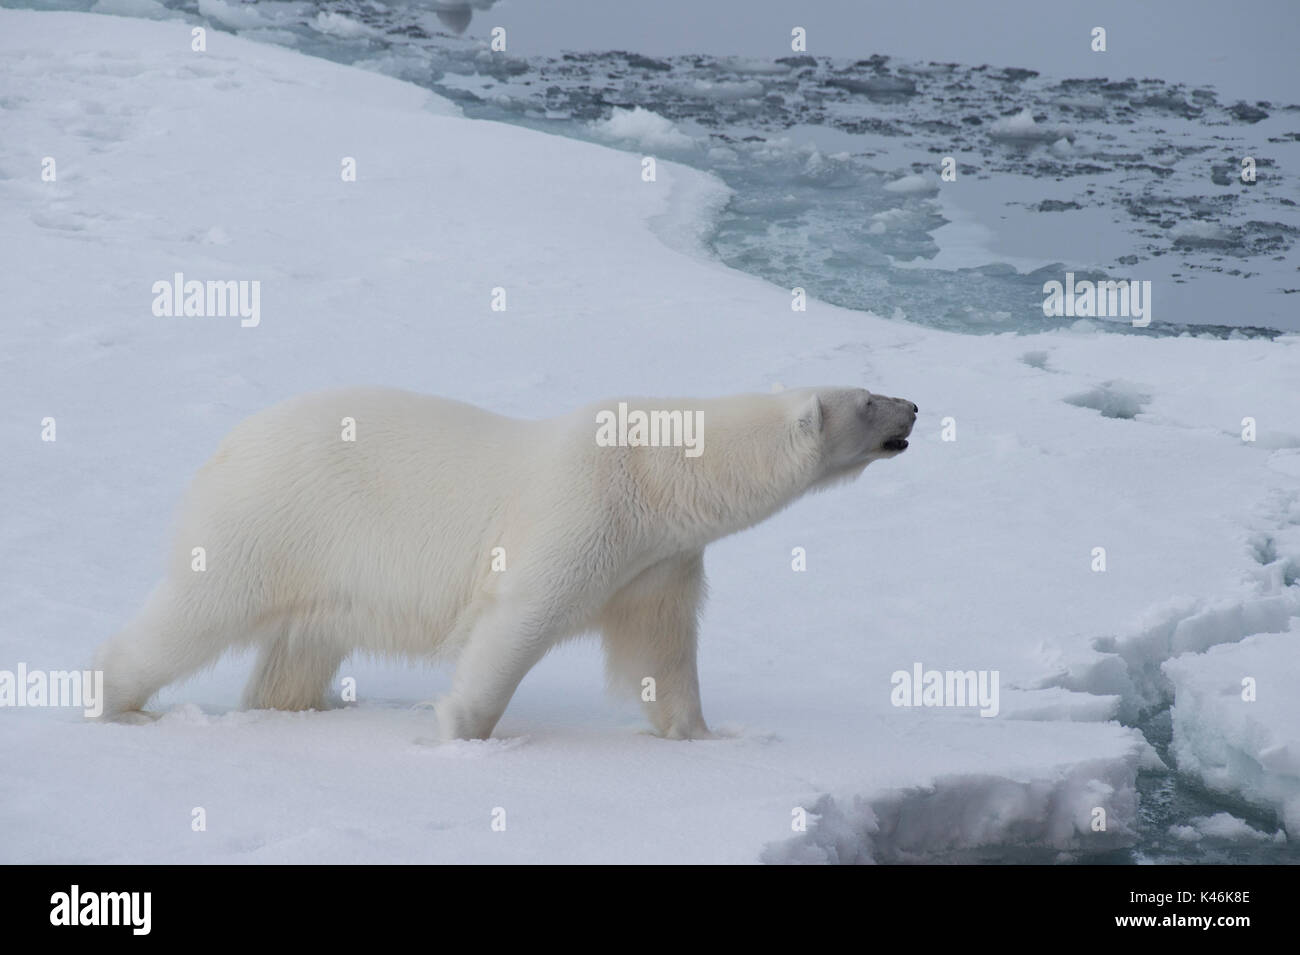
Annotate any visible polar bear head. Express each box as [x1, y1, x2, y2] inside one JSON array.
[[614, 386, 917, 545], [789, 386, 918, 488]]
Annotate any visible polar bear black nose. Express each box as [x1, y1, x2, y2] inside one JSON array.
[[910, 402, 919, 413]]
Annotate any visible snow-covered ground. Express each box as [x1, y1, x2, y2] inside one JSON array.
[[1165, 620, 1300, 835], [14, 1, 1300, 335], [1, 10, 1297, 863]]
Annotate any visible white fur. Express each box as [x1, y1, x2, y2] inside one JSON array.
[[94, 386, 916, 739]]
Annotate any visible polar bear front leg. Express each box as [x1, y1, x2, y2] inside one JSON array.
[[599, 552, 712, 740], [436, 598, 559, 741]]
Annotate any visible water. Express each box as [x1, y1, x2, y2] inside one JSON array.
[[11, 0, 1298, 335], [8, 0, 1297, 860], [1122, 706, 1295, 864]]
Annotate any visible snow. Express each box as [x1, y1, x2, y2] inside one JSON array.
[[589, 106, 696, 152], [1170, 220, 1233, 247], [1169, 812, 1285, 844], [882, 174, 937, 196], [666, 78, 765, 102], [765, 751, 1139, 864], [312, 12, 378, 40], [988, 107, 1068, 143], [1164, 624, 1300, 833], [1, 10, 1298, 863], [1063, 381, 1150, 420], [1048, 137, 1072, 159]]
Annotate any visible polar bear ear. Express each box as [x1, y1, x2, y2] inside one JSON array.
[[795, 393, 823, 433]]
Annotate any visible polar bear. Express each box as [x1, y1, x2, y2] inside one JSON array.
[[94, 386, 916, 739]]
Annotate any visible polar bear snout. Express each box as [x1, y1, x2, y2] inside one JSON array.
[[810, 387, 917, 470], [869, 394, 917, 456]]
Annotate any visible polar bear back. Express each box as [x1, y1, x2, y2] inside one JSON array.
[[169, 389, 564, 654]]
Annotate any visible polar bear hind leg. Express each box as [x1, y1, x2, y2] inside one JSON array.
[[241, 618, 347, 712], [94, 583, 240, 720]]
